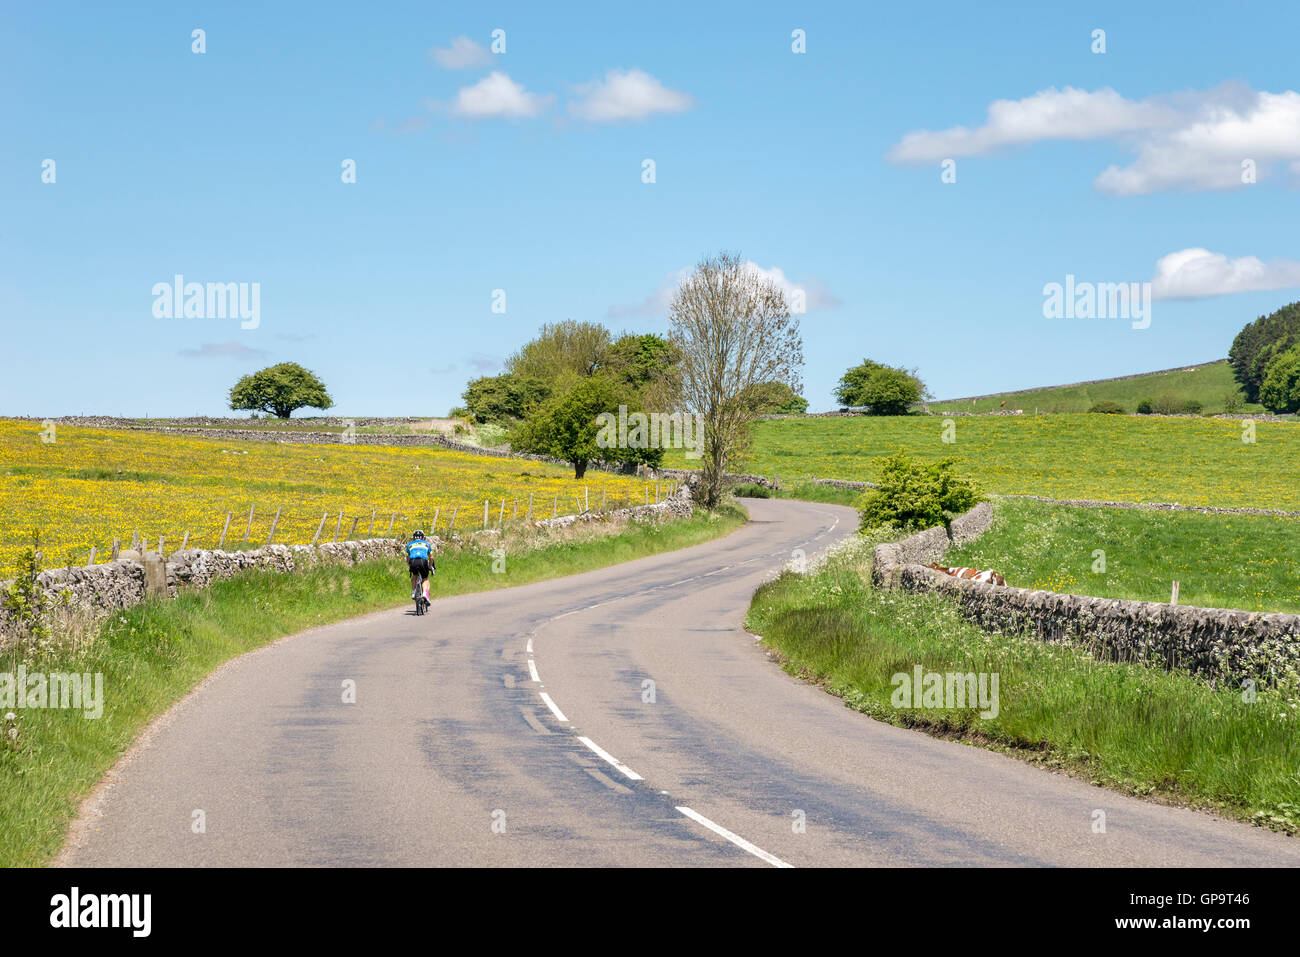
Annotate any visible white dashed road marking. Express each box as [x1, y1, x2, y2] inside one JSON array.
[[675, 806, 793, 868], [517, 512, 843, 869], [538, 692, 568, 724], [577, 736, 644, 781]]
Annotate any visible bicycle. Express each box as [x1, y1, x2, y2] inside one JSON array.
[[411, 566, 433, 616]]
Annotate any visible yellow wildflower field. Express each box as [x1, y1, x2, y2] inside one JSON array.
[[0, 420, 654, 575]]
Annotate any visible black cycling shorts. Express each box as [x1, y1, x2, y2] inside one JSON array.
[[408, 557, 432, 578]]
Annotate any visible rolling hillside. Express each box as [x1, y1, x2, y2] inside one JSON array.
[[926, 359, 1261, 415]]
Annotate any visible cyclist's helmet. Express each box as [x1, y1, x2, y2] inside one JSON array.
[[412, 530, 426, 540]]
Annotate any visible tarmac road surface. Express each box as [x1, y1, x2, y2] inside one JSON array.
[[59, 498, 1300, 867]]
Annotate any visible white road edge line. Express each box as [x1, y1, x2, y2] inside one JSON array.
[[539, 692, 568, 724], [528, 658, 540, 683], [675, 806, 793, 868], [577, 736, 643, 781]]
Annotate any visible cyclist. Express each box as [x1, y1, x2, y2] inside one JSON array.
[[406, 530, 435, 603]]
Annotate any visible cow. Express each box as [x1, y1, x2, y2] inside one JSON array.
[[927, 562, 1006, 586]]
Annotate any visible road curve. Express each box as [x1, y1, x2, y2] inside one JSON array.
[[60, 498, 1300, 867]]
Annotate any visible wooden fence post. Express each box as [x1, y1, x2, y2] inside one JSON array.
[[157, 536, 165, 555], [181, 530, 190, 551], [552, 496, 558, 518], [367, 509, 375, 536], [449, 505, 458, 534], [112, 537, 120, 560], [527, 494, 533, 520], [498, 498, 505, 526], [483, 499, 489, 528], [333, 510, 343, 542], [584, 486, 589, 512], [348, 516, 359, 539], [512, 499, 517, 521], [1171, 581, 1180, 605], [601, 489, 606, 510], [387, 512, 396, 536], [267, 507, 281, 545], [88, 546, 97, 565], [242, 505, 255, 543], [312, 512, 327, 545], [219, 513, 231, 549]]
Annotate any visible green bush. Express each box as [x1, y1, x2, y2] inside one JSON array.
[[1150, 393, 1188, 415], [741, 381, 809, 415], [1135, 399, 1153, 414], [462, 373, 551, 424], [1222, 392, 1245, 413], [0, 531, 53, 651], [858, 452, 983, 532], [1087, 400, 1125, 414], [1182, 398, 1203, 415]]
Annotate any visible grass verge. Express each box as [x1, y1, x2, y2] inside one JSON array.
[[0, 504, 745, 867], [745, 532, 1300, 835]]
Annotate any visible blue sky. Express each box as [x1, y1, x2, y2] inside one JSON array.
[[4, 0, 1300, 416]]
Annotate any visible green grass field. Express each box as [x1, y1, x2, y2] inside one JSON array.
[[667, 413, 1300, 510], [731, 481, 864, 507], [746, 536, 1300, 833], [945, 499, 1300, 613], [0, 506, 745, 867], [926, 359, 1261, 415]]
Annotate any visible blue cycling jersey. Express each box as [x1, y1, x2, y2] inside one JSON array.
[[406, 540, 432, 561]]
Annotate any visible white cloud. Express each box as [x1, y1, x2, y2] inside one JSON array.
[[890, 87, 1171, 161], [448, 71, 553, 118], [429, 36, 492, 70], [608, 262, 839, 319], [1151, 248, 1300, 300], [889, 83, 1300, 195], [742, 262, 841, 313], [570, 69, 692, 122], [179, 341, 269, 359]]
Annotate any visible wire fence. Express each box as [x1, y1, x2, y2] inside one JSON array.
[[67, 481, 681, 567]]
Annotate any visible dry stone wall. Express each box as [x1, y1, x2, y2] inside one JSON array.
[[872, 502, 1300, 684]]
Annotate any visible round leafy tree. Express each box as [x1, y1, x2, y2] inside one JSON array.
[[834, 360, 925, 414], [229, 362, 333, 419]]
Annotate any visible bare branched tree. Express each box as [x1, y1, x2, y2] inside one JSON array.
[[669, 252, 804, 508]]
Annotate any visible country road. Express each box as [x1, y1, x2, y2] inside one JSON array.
[[59, 498, 1300, 867]]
